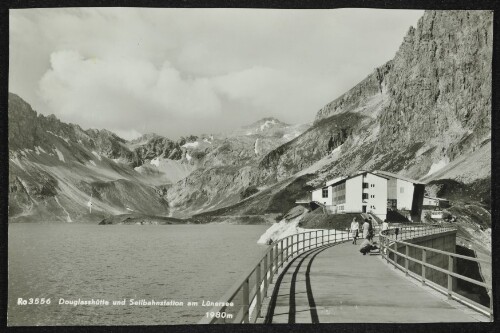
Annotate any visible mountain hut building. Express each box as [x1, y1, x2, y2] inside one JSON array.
[[310, 170, 425, 222]]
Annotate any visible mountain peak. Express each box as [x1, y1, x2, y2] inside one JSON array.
[[242, 117, 289, 131]]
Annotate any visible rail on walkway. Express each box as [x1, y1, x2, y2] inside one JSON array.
[[198, 228, 350, 324], [199, 223, 492, 324], [379, 225, 493, 321]]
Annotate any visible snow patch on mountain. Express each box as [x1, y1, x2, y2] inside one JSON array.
[[260, 119, 277, 131], [182, 141, 199, 148], [257, 211, 348, 245], [54, 196, 72, 222], [425, 158, 449, 177], [91, 151, 102, 161], [35, 146, 47, 155], [257, 213, 303, 244], [54, 147, 65, 162], [10, 156, 24, 170], [47, 130, 70, 143], [254, 138, 260, 155], [150, 157, 160, 167]]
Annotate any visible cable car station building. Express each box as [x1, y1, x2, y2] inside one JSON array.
[[311, 170, 425, 222]]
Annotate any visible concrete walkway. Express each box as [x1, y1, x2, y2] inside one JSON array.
[[260, 241, 484, 323]]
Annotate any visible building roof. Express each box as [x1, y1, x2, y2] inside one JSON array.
[[373, 170, 426, 185], [313, 169, 425, 191], [325, 171, 389, 187], [325, 176, 347, 186]]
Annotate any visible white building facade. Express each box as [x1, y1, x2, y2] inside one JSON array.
[[310, 170, 426, 222], [311, 171, 389, 220]]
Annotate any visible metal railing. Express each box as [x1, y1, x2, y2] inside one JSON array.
[[379, 225, 493, 321], [381, 223, 455, 241], [199, 228, 350, 324]]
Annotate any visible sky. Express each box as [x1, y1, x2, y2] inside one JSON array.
[[9, 8, 424, 140]]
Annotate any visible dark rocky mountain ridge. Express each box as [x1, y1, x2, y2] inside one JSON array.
[[8, 93, 308, 221]]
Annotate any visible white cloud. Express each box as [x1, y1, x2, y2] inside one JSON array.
[[39, 50, 222, 132], [10, 8, 425, 138]]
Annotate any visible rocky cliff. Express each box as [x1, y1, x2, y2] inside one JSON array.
[[191, 10, 492, 219], [258, 10, 491, 185], [8, 93, 187, 222]]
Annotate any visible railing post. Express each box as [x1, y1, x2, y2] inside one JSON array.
[[422, 249, 426, 285], [393, 242, 398, 268], [385, 237, 389, 263], [275, 243, 279, 274], [270, 246, 274, 283], [292, 235, 299, 254], [448, 255, 454, 299], [256, 263, 261, 320], [405, 245, 409, 276], [243, 278, 249, 323], [322, 230, 324, 245], [280, 240, 284, 268], [263, 254, 268, 297], [286, 237, 289, 261], [302, 233, 305, 252], [295, 234, 298, 255], [295, 234, 297, 254], [334, 228, 337, 242]]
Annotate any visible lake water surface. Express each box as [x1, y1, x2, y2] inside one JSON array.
[[8, 223, 269, 325]]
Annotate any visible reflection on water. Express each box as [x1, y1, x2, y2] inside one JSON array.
[[8, 223, 268, 325]]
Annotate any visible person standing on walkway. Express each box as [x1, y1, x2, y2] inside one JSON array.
[[362, 218, 370, 239], [367, 217, 374, 240], [350, 217, 360, 244]]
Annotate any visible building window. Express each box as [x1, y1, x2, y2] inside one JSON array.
[[400, 187, 404, 193], [362, 193, 368, 199], [370, 194, 375, 198], [322, 188, 328, 198], [363, 182, 369, 189]]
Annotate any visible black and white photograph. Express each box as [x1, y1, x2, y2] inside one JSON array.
[[6, 5, 493, 326]]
